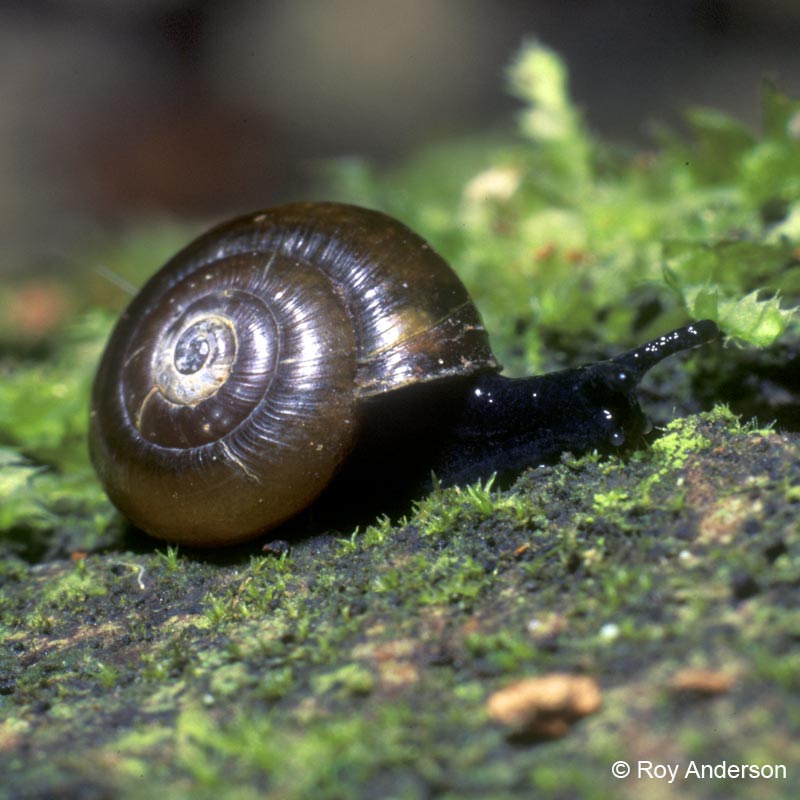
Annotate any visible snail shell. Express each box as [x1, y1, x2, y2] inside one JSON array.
[[89, 203, 499, 546]]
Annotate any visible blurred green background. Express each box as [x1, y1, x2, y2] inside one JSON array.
[[4, 0, 800, 290]]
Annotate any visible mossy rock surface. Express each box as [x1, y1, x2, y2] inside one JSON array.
[[2, 409, 799, 799]]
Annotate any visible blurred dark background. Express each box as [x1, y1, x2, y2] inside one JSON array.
[[3, 0, 800, 286]]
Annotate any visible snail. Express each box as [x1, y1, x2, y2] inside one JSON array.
[[89, 202, 719, 546]]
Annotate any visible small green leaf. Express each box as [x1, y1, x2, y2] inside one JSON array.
[[718, 290, 794, 347], [683, 285, 720, 321]]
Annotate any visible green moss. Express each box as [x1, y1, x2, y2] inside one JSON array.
[[647, 412, 718, 466], [37, 559, 108, 606], [312, 663, 375, 696], [328, 43, 798, 368]]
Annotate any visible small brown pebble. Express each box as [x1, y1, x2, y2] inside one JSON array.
[[261, 539, 291, 557], [669, 668, 733, 696], [486, 673, 602, 739]]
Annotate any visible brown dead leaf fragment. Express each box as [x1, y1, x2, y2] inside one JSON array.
[[669, 668, 734, 696], [486, 673, 602, 739]]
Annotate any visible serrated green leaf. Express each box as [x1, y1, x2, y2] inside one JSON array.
[[682, 285, 720, 321], [718, 290, 795, 347]]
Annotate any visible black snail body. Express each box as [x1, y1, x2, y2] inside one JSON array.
[[89, 202, 719, 546]]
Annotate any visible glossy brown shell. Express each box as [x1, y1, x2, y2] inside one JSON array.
[[89, 202, 498, 546]]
